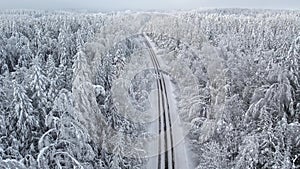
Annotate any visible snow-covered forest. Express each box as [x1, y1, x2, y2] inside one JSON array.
[[0, 9, 300, 169]]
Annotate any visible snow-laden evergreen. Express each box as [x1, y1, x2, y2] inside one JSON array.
[[0, 9, 300, 168]]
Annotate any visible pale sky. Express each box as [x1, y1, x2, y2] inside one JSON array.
[[0, 0, 299, 10]]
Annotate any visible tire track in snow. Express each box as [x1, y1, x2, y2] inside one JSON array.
[[143, 33, 175, 169]]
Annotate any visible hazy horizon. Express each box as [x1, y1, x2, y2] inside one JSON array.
[[0, 0, 299, 11]]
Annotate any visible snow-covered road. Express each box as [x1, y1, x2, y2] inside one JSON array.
[[143, 34, 191, 169]]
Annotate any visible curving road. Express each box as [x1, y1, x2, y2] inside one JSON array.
[[143, 33, 190, 169]]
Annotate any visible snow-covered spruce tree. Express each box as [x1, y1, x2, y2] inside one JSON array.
[[0, 68, 14, 160], [38, 89, 98, 168], [0, 10, 106, 166], [55, 62, 68, 90], [109, 131, 126, 169], [29, 56, 49, 118], [46, 54, 60, 105], [286, 36, 300, 123], [12, 80, 34, 131], [98, 130, 109, 169], [58, 26, 74, 68], [0, 71, 12, 114], [17, 42, 32, 69], [241, 60, 298, 168], [4, 80, 37, 159], [5, 33, 20, 71]]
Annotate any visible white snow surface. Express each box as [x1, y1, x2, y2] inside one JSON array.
[[144, 35, 192, 169]]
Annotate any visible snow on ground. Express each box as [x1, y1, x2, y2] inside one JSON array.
[[144, 35, 193, 169]]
